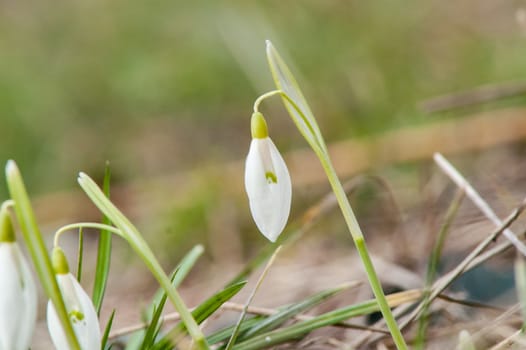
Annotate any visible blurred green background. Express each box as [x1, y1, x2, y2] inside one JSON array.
[[1, 0, 525, 197]]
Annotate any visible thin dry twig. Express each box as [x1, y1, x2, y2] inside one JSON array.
[[489, 329, 526, 350], [353, 197, 526, 348], [436, 294, 506, 314], [415, 198, 526, 320], [433, 152, 526, 256], [474, 303, 526, 349], [225, 246, 282, 349], [419, 81, 526, 113]]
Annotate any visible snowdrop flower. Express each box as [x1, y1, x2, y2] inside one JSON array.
[[0, 208, 37, 350], [245, 111, 292, 242], [47, 246, 101, 350]]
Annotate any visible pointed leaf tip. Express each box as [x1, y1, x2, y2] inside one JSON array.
[[5, 160, 18, 177], [77, 172, 89, 184]]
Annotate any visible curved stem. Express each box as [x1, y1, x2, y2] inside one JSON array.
[[0, 200, 14, 212], [253, 90, 327, 157], [54, 223, 122, 247], [253, 90, 283, 113]]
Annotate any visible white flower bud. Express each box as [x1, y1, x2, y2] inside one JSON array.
[[245, 112, 292, 242], [47, 247, 101, 350], [0, 211, 37, 350]]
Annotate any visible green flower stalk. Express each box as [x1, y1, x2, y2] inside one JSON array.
[[0, 204, 37, 350], [258, 41, 408, 349]]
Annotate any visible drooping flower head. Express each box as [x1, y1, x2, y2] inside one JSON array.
[[0, 207, 37, 350], [47, 246, 101, 350], [245, 112, 292, 242]]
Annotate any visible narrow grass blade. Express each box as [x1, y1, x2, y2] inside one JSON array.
[[141, 245, 204, 349], [140, 304, 164, 348], [154, 281, 248, 349], [93, 162, 113, 314], [78, 172, 209, 349], [231, 289, 421, 350], [116, 245, 204, 349], [181, 281, 247, 325], [416, 189, 464, 348], [515, 255, 526, 330], [5, 160, 81, 350], [225, 247, 281, 350], [207, 317, 264, 345], [77, 227, 84, 282], [151, 245, 205, 314], [227, 239, 283, 287], [241, 282, 356, 339], [102, 309, 116, 349]]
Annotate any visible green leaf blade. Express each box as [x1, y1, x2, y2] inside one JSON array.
[[241, 282, 355, 339], [93, 163, 113, 314], [77, 172, 209, 349], [156, 281, 248, 348], [5, 160, 81, 350], [137, 245, 204, 349], [101, 309, 116, 350], [232, 298, 380, 350], [265, 40, 326, 153]]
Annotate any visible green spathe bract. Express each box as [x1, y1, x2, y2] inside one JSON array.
[[52, 246, 70, 275], [265, 41, 327, 157], [0, 205, 15, 243], [251, 112, 269, 139], [263, 40, 408, 350]]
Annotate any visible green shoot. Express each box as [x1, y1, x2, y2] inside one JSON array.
[[262, 41, 408, 349]]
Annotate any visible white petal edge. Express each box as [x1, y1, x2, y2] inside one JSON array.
[[0, 242, 37, 350], [245, 137, 292, 242], [47, 273, 101, 350]]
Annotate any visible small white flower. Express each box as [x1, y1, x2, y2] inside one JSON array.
[[0, 211, 37, 350], [245, 112, 292, 242], [47, 247, 101, 350]]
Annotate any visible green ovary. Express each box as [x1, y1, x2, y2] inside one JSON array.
[[69, 310, 85, 323], [265, 171, 277, 184]]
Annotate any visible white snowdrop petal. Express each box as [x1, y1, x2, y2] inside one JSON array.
[[0, 243, 37, 350], [245, 137, 292, 242], [47, 273, 101, 350]]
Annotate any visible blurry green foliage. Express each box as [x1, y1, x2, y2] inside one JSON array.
[[1, 1, 526, 197], [159, 183, 217, 260]]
